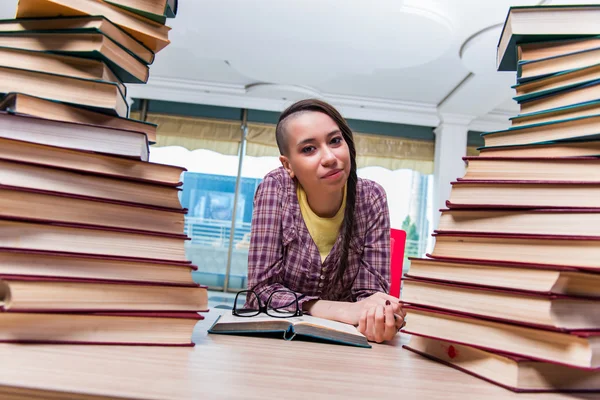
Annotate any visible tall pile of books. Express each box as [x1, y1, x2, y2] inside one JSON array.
[[0, 0, 208, 346], [401, 5, 600, 393]]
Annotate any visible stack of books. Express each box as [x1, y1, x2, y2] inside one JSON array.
[[0, 0, 208, 346], [401, 5, 600, 393]]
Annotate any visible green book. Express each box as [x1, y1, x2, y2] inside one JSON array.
[[477, 139, 600, 158], [0, 92, 157, 144], [208, 312, 371, 348], [105, 0, 178, 24], [513, 78, 600, 103], [0, 16, 154, 65], [510, 99, 600, 124], [0, 66, 128, 118], [481, 114, 600, 147], [0, 45, 126, 98], [516, 47, 600, 83], [497, 5, 600, 72], [0, 29, 148, 84], [513, 62, 600, 88]]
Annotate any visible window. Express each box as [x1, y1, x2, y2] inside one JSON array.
[[151, 147, 433, 288]]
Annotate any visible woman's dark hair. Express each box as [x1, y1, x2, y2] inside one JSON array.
[[275, 99, 357, 297]]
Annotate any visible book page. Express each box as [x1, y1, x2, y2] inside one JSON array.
[[215, 312, 294, 325], [293, 315, 364, 337], [216, 313, 362, 336]]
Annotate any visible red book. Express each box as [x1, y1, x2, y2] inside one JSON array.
[[461, 156, 600, 182], [0, 311, 204, 346], [0, 275, 209, 313], [404, 334, 600, 392], [401, 276, 600, 330], [0, 157, 182, 210], [447, 179, 600, 209], [0, 137, 184, 185], [430, 232, 600, 272], [0, 111, 149, 160], [437, 207, 600, 237], [402, 304, 600, 369], [0, 185, 186, 236], [406, 257, 600, 298], [0, 248, 198, 286], [0, 218, 189, 262]]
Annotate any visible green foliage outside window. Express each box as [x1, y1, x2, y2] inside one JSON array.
[[401, 216, 420, 258]]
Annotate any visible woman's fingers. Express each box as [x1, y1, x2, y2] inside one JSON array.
[[357, 308, 368, 335], [373, 305, 385, 343], [397, 304, 407, 319], [384, 304, 397, 340], [358, 303, 405, 343], [366, 306, 377, 341], [394, 312, 406, 331]]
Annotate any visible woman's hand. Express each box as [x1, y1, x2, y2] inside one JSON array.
[[357, 302, 405, 343], [345, 292, 402, 325], [303, 292, 406, 341]]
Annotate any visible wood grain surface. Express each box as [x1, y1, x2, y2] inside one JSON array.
[[0, 310, 596, 399]]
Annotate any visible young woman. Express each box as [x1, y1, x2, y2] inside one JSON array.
[[246, 99, 405, 343]]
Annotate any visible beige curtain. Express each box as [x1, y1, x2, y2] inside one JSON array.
[[131, 112, 242, 155], [136, 112, 436, 174], [353, 133, 434, 173]]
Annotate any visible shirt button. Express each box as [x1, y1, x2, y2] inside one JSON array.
[[320, 275, 325, 280], [318, 282, 324, 288], [322, 267, 327, 272]]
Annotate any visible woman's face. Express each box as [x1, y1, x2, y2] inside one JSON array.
[[279, 111, 351, 196]]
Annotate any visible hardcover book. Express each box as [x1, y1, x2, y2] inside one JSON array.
[[0, 113, 149, 161], [401, 277, 600, 330], [0, 248, 197, 286], [0, 66, 127, 117], [481, 114, 600, 147], [0, 275, 208, 312], [16, 0, 171, 53], [402, 305, 600, 369], [0, 30, 149, 83], [0, 93, 157, 143], [406, 257, 600, 297], [462, 156, 600, 182], [404, 335, 600, 392], [105, 0, 178, 24], [0, 137, 181, 184], [437, 208, 600, 237], [0, 16, 155, 64], [0, 311, 203, 345], [429, 232, 600, 272], [497, 5, 600, 71], [0, 157, 182, 209], [478, 138, 600, 157], [0, 185, 186, 235], [0, 218, 188, 262], [509, 100, 600, 127], [448, 180, 600, 209]]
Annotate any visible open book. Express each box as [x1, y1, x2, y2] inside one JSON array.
[[208, 312, 370, 348]]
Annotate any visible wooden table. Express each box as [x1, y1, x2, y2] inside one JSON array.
[[0, 311, 596, 399]]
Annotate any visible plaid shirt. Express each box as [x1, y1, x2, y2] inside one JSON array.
[[246, 167, 390, 310]]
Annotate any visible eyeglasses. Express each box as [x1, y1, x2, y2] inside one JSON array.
[[233, 289, 303, 318]]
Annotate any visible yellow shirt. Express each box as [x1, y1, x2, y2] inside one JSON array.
[[297, 184, 346, 263]]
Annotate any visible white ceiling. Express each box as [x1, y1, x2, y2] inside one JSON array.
[[2, 0, 590, 130]]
